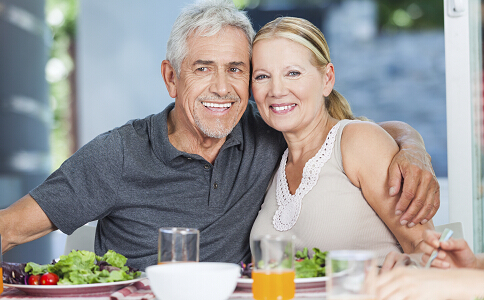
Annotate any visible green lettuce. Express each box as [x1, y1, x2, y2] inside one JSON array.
[[25, 262, 49, 275], [96, 250, 127, 268], [24, 250, 141, 285], [294, 247, 327, 278]]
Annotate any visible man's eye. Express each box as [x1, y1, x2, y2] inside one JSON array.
[[196, 67, 208, 72], [230, 67, 241, 73]]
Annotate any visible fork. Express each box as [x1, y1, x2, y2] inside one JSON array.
[[424, 228, 454, 269]]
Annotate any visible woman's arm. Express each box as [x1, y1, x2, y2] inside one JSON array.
[[378, 121, 440, 227], [342, 122, 433, 253]]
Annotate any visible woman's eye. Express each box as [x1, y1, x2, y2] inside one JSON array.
[[288, 71, 300, 76], [254, 74, 268, 80]]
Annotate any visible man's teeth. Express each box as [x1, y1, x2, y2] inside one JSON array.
[[202, 102, 232, 108], [272, 104, 295, 111]]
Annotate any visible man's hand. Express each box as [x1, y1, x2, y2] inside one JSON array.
[[388, 146, 440, 227]]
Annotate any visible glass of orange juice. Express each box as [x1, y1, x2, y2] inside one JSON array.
[[158, 227, 199, 264], [251, 235, 295, 300], [326, 250, 377, 300]]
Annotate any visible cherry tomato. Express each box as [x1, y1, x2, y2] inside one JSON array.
[[28, 274, 41, 285], [40, 272, 59, 285]]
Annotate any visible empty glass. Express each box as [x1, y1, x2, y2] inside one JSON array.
[[327, 250, 377, 300], [158, 227, 199, 264]]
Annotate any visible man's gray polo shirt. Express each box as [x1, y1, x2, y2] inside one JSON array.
[[30, 101, 286, 270]]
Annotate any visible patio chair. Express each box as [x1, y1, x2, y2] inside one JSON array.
[[63, 224, 96, 255], [434, 221, 464, 240]]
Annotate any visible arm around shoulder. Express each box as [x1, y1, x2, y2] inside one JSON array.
[[378, 121, 440, 226], [341, 121, 433, 254], [378, 121, 425, 150], [0, 194, 57, 254]]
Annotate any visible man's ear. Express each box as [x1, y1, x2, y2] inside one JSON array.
[[161, 60, 177, 98]]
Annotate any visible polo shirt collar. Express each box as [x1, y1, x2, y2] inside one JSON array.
[[150, 102, 244, 165]]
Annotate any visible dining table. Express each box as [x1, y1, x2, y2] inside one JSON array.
[[0, 277, 327, 300]]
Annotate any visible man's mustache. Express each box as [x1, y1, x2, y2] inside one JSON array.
[[197, 95, 240, 102]]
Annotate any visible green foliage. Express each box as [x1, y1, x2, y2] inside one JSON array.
[[45, 0, 78, 170], [377, 0, 444, 31]]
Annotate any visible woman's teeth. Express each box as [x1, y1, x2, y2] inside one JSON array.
[[272, 104, 296, 111], [202, 102, 232, 108]]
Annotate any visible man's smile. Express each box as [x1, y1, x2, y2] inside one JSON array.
[[201, 102, 233, 109]]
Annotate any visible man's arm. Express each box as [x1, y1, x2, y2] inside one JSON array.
[[0, 194, 57, 254], [378, 121, 440, 227]]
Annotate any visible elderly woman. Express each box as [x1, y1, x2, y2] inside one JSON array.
[[249, 17, 434, 265]]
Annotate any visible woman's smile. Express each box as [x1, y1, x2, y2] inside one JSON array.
[[270, 103, 297, 113]]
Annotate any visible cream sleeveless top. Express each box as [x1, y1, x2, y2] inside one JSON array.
[[250, 120, 402, 265]]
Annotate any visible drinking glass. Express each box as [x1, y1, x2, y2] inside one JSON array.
[[251, 235, 295, 300], [326, 250, 377, 300], [158, 227, 199, 264]]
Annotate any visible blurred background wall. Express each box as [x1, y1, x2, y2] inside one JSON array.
[[0, 0, 54, 263], [77, 0, 192, 146]]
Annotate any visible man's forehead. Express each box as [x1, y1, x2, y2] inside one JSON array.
[[184, 27, 250, 62]]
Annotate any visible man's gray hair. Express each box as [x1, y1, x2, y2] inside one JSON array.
[[166, 0, 255, 76]]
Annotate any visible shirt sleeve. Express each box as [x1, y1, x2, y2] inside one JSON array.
[[29, 129, 124, 235]]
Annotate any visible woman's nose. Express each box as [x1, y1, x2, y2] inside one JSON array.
[[269, 76, 288, 98]]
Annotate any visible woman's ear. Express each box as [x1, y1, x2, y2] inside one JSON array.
[[161, 60, 177, 98], [322, 63, 335, 97]]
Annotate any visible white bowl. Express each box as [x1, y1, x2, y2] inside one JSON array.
[[146, 262, 241, 300]]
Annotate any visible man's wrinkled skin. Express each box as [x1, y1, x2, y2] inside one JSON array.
[[382, 121, 440, 227]]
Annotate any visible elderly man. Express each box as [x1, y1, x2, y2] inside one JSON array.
[[0, 0, 439, 270]]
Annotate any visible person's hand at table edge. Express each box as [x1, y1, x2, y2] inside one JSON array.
[[380, 251, 422, 274], [419, 230, 484, 270]]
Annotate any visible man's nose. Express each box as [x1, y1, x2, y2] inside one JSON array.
[[209, 71, 230, 97]]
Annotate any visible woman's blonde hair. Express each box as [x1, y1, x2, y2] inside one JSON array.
[[254, 17, 361, 120]]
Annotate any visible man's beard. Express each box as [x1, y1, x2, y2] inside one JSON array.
[[194, 95, 241, 139]]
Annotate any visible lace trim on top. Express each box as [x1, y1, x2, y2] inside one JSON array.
[[273, 122, 341, 231]]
